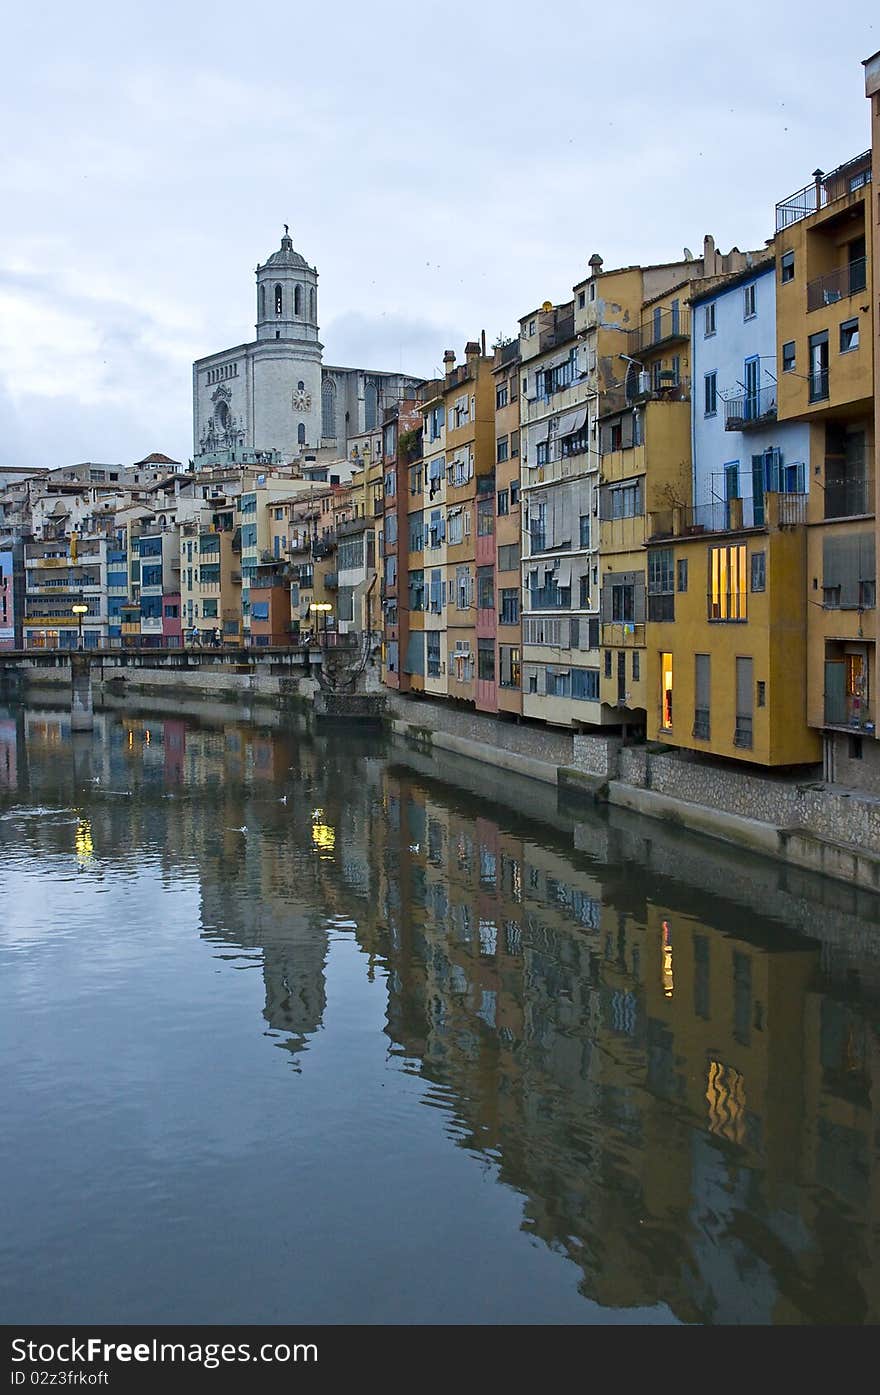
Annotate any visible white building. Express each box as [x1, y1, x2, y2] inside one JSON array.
[[193, 230, 422, 468]]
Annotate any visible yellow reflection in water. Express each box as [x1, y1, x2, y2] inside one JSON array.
[[661, 919, 673, 998], [706, 1060, 746, 1146], [311, 808, 335, 854], [75, 817, 95, 866]]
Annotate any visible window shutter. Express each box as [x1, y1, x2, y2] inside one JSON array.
[[633, 573, 646, 622], [599, 423, 612, 454], [621, 413, 634, 450], [859, 533, 876, 583], [600, 583, 612, 622]]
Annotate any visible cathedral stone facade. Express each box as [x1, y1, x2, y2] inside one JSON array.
[[192, 230, 421, 468]]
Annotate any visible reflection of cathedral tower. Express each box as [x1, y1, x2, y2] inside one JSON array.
[[192, 229, 422, 468]]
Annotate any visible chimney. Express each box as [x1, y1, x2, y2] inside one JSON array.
[[703, 234, 716, 272], [443, 349, 456, 379], [481, 329, 486, 355], [588, 252, 603, 276], [464, 340, 480, 369]]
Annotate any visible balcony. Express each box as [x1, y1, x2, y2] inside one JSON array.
[[601, 622, 645, 647], [323, 572, 338, 590], [807, 258, 868, 313], [627, 306, 690, 354], [723, 385, 777, 432], [775, 152, 872, 231], [312, 539, 336, 558], [824, 474, 874, 520]]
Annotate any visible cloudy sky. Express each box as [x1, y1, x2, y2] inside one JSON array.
[[1, 1, 877, 469]]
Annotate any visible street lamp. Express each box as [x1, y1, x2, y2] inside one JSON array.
[[71, 596, 88, 651], [309, 601, 332, 647]]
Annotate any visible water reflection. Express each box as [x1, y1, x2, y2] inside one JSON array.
[[1, 699, 879, 1324]]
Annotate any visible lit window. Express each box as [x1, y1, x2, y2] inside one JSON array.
[[709, 543, 748, 621]]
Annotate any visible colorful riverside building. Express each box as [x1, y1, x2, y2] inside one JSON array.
[[180, 504, 243, 646], [443, 342, 495, 703], [381, 397, 425, 689], [644, 253, 819, 765], [773, 147, 876, 783], [595, 240, 763, 737], [416, 383, 448, 697], [492, 338, 523, 715]]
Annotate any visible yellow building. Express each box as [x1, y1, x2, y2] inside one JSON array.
[[774, 150, 876, 783], [596, 242, 764, 735], [645, 493, 820, 765], [179, 515, 242, 645]]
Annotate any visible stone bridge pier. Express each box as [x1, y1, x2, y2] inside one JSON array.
[[70, 653, 94, 732]]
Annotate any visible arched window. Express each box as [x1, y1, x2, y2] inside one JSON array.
[[216, 401, 229, 430], [364, 380, 378, 432], [322, 378, 337, 440], [309, 287, 315, 321], [260, 285, 266, 318], [294, 284, 303, 316], [274, 284, 283, 316], [297, 422, 306, 445]]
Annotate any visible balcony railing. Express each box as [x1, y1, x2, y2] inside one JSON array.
[[775, 152, 872, 231], [734, 719, 753, 749], [627, 306, 690, 354], [807, 258, 868, 312], [723, 385, 777, 432], [824, 695, 873, 730], [808, 369, 829, 403], [824, 474, 874, 519], [601, 622, 645, 647], [692, 710, 710, 740]]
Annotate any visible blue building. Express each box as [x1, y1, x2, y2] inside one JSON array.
[[691, 259, 811, 527]]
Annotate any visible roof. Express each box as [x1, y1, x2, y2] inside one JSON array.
[[132, 453, 182, 467], [688, 256, 775, 307], [258, 232, 311, 273]]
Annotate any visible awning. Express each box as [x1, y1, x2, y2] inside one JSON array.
[[556, 407, 588, 438], [555, 558, 572, 587]]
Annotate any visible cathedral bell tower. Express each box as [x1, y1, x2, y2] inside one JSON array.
[[255, 226, 319, 343]]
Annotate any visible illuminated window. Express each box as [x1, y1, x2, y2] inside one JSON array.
[[709, 543, 748, 621], [660, 651, 673, 729]]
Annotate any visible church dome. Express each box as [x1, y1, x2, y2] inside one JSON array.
[[260, 228, 311, 272]]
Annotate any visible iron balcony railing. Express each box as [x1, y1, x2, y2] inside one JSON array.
[[723, 385, 777, 431], [824, 474, 874, 519], [807, 257, 868, 312], [627, 305, 690, 354], [692, 709, 710, 740], [808, 369, 829, 403], [734, 719, 753, 749], [775, 152, 872, 231]]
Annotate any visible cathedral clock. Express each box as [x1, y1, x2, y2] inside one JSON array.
[[292, 387, 312, 411]]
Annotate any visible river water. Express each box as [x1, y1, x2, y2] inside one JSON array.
[[1, 699, 879, 1325]]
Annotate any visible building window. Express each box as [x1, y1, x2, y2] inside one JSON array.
[[589, 283, 596, 301], [510, 480, 520, 504], [704, 371, 717, 417], [823, 585, 841, 609], [497, 489, 509, 516], [780, 250, 795, 283], [750, 551, 766, 592], [808, 331, 829, 401], [704, 303, 716, 336], [579, 514, 590, 548], [694, 654, 710, 739], [860, 579, 876, 609], [756, 680, 766, 707], [497, 436, 509, 463], [571, 667, 599, 701], [612, 583, 635, 622], [477, 568, 494, 610], [840, 319, 860, 353], [743, 283, 756, 319], [647, 548, 674, 621], [497, 544, 519, 571], [660, 652, 673, 729], [849, 735, 863, 760], [274, 284, 283, 316], [604, 650, 612, 679], [709, 544, 748, 620], [632, 650, 640, 682], [294, 285, 303, 315], [499, 645, 521, 688], [578, 290, 586, 309], [676, 558, 688, 592], [496, 383, 508, 410], [500, 588, 519, 625], [478, 639, 495, 682], [782, 341, 796, 373]]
